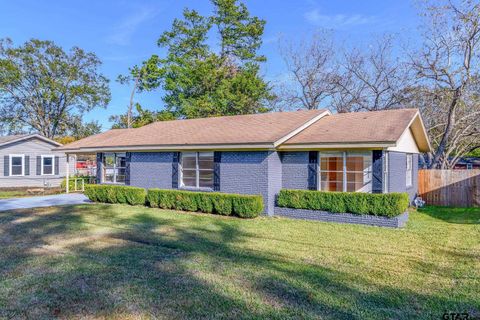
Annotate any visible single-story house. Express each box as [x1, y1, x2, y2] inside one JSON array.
[[57, 109, 431, 215], [0, 134, 74, 188]]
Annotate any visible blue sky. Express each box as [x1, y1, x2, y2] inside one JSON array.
[[0, 0, 420, 130]]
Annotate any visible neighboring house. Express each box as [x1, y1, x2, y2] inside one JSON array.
[[0, 134, 73, 188], [453, 157, 480, 170], [57, 109, 431, 215]]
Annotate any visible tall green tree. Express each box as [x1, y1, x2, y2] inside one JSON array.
[[110, 103, 175, 129], [130, 0, 272, 120], [0, 38, 110, 138]]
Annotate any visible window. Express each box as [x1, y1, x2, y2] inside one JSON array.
[[406, 154, 413, 187], [41, 155, 54, 175], [103, 153, 126, 184], [10, 155, 24, 176], [320, 152, 344, 191], [346, 152, 372, 192], [319, 152, 372, 192], [180, 152, 214, 189], [383, 152, 389, 193]]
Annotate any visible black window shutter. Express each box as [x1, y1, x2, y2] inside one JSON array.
[[36, 156, 41, 175], [54, 156, 59, 175], [308, 151, 318, 190], [172, 152, 180, 189], [213, 151, 221, 191], [125, 152, 131, 185], [4, 155, 9, 176], [372, 150, 383, 193], [25, 156, 30, 176]]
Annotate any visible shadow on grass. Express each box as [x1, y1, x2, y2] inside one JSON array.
[[0, 205, 478, 319], [418, 206, 480, 224]]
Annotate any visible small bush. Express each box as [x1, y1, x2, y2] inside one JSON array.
[[277, 189, 409, 218], [232, 195, 264, 218], [84, 184, 146, 205], [61, 176, 95, 190], [146, 189, 263, 218], [211, 194, 233, 216]]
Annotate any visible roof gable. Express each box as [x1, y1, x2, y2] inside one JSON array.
[[0, 134, 62, 148], [281, 109, 431, 153]]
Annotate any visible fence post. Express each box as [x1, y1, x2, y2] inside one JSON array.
[[66, 154, 69, 194], [82, 179, 85, 192]]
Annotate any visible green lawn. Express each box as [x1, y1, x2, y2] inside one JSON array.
[[0, 205, 478, 319], [0, 189, 63, 199], [0, 190, 29, 199]]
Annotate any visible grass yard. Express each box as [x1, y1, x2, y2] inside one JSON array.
[[0, 188, 63, 199], [0, 190, 29, 199], [0, 205, 478, 319]]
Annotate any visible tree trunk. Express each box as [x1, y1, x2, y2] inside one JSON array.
[[428, 88, 461, 169], [127, 76, 139, 129]]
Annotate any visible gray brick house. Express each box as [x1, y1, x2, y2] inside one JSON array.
[[58, 109, 431, 215]]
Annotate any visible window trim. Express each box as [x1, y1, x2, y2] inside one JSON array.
[[318, 151, 373, 193], [9, 154, 25, 177], [179, 152, 214, 190], [383, 152, 389, 193], [103, 152, 126, 184], [406, 153, 413, 188], [41, 155, 55, 176]]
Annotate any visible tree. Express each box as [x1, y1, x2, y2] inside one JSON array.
[[117, 56, 162, 128], [110, 103, 175, 129], [0, 38, 110, 139], [135, 0, 272, 119], [278, 31, 337, 110], [331, 36, 411, 113], [277, 34, 410, 113], [54, 117, 102, 145], [410, 0, 480, 168]]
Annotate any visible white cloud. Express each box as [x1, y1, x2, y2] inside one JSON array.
[[304, 9, 377, 28], [106, 5, 160, 46]]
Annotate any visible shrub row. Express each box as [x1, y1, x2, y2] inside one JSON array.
[[83, 185, 263, 218], [84, 184, 146, 206], [146, 189, 263, 218], [277, 189, 409, 218]]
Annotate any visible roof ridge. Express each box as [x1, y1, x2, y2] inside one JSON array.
[[141, 109, 326, 129]]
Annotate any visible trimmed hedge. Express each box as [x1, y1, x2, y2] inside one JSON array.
[[277, 189, 409, 218], [84, 184, 146, 206], [146, 189, 263, 218]]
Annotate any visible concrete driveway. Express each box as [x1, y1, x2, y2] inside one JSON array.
[[0, 193, 90, 212]]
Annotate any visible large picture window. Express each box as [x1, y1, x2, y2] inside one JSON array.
[[41, 155, 54, 175], [10, 154, 24, 176], [104, 153, 126, 184], [181, 152, 214, 189], [320, 152, 372, 192]]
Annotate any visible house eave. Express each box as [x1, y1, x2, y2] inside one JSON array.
[[58, 143, 277, 153], [277, 142, 397, 151]]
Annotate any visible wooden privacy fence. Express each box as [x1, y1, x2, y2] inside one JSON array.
[[418, 169, 480, 207]]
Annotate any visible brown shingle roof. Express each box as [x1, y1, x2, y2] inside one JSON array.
[[283, 109, 419, 145], [58, 110, 327, 151]]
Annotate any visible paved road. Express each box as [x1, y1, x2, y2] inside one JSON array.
[[0, 193, 90, 211]]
